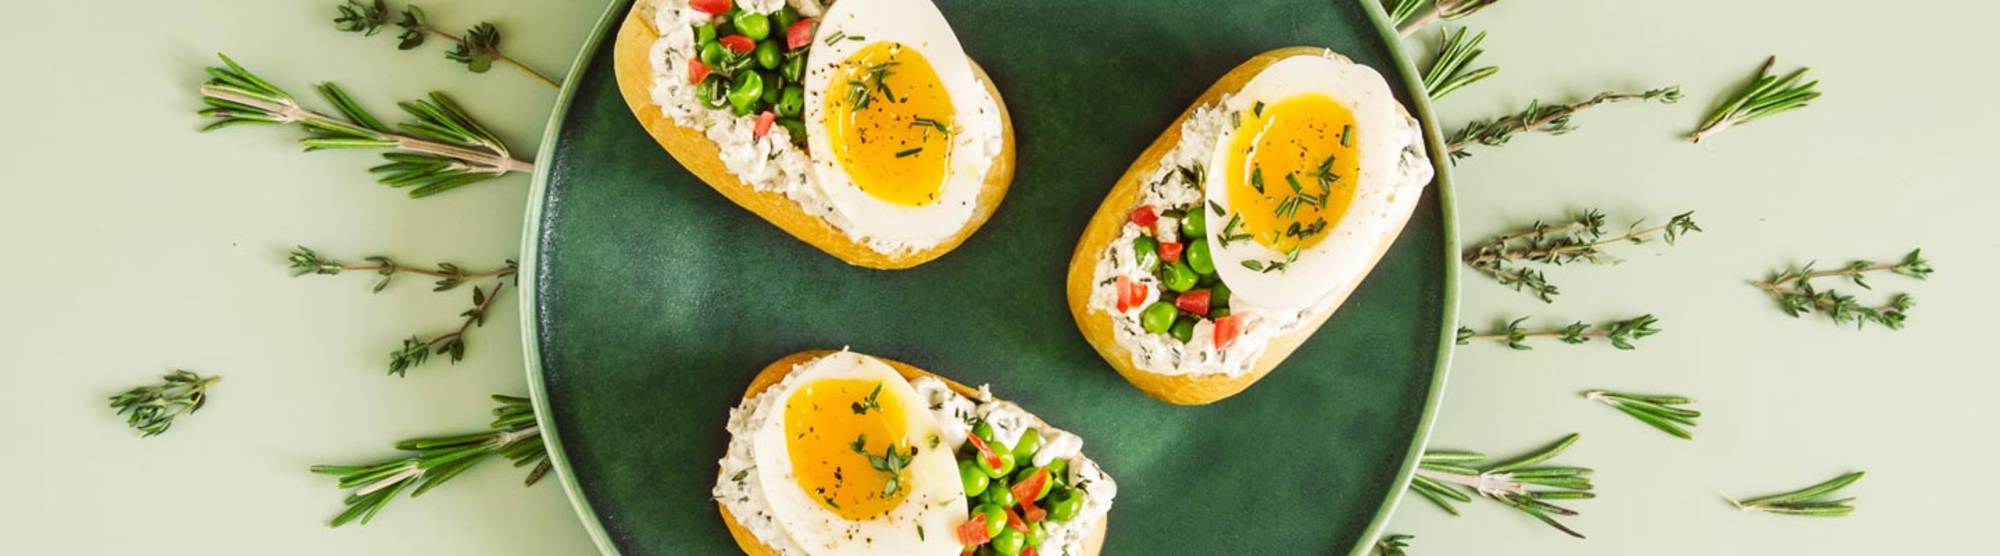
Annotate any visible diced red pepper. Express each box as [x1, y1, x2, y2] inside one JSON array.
[[1115, 276, 1148, 313], [753, 111, 776, 139], [787, 19, 817, 50], [965, 434, 1005, 471], [689, 0, 731, 14], [1021, 498, 1047, 523], [1004, 507, 1031, 534], [956, 514, 991, 545], [1214, 313, 1249, 349], [1174, 289, 1211, 315], [688, 57, 711, 84], [719, 34, 756, 52], [1011, 468, 1049, 511], [1159, 242, 1184, 263], [1128, 206, 1158, 228], [1023, 546, 1039, 556]]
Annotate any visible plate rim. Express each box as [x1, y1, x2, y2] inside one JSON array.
[[516, 1, 1459, 554]]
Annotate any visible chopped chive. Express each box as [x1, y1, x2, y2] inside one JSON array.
[[1209, 201, 1226, 216], [1242, 260, 1265, 271], [848, 35, 866, 41], [1286, 174, 1303, 194], [1231, 111, 1241, 128], [1340, 125, 1353, 147], [1251, 167, 1264, 193], [1253, 101, 1266, 116], [895, 147, 923, 158], [1317, 154, 1336, 175], [824, 31, 847, 45]]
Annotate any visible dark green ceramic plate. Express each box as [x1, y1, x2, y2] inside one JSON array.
[[521, 1, 1456, 554]]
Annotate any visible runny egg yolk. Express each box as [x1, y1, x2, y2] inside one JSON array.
[[1224, 93, 1361, 254], [822, 42, 956, 207], [783, 378, 913, 519]]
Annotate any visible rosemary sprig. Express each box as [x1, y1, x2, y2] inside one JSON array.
[[1464, 210, 1701, 302], [288, 246, 517, 293], [1725, 472, 1863, 517], [1584, 391, 1699, 440], [1458, 314, 1660, 350], [334, 0, 559, 88], [1408, 434, 1594, 538], [1446, 87, 1682, 160], [1690, 56, 1820, 144], [108, 371, 221, 437], [196, 54, 533, 198], [1396, 0, 1503, 37], [284, 247, 517, 375], [1374, 534, 1413, 556], [1423, 26, 1497, 100], [311, 395, 550, 527], [1383, 0, 1424, 27], [1753, 250, 1931, 330]]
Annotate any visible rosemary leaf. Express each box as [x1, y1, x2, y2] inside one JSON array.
[[1727, 472, 1863, 517], [312, 395, 550, 527], [1423, 26, 1498, 99], [1690, 56, 1821, 144], [1408, 434, 1593, 538]]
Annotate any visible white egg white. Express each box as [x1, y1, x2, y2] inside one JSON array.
[[748, 352, 968, 555], [802, 0, 1000, 248], [1204, 54, 1432, 313]]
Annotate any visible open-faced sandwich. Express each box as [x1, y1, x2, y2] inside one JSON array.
[[614, 0, 1014, 270], [1065, 47, 1435, 405], [714, 350, 1116, 555]]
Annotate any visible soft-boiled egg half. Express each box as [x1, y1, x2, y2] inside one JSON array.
[[748, 351, 967, 554], [803, 0, 1001, 246], [1204, 54, 1431, 313]]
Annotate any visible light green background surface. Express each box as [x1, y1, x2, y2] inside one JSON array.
[[2, 0, 1992, 554]]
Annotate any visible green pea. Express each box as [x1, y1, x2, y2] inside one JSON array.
[[990, 529, 1027, 556], [731, 11, 771, 41], [775, 6, 800, 30], [1047, 488, 1084, 522], [982, 481, 1016, 508], [1012, 428, 1042, 461], [1169, 317, 1195, 343], [727, 71, 763, 111], [694, 23, 717, 46], [976, 547, 998, 556], [759, 70, 782, 105], [1046, 458, 1069, 486], [972, 421, 995, 443], [1182, 208, 1206, 237], [777, 117, 805, 143], [1026, 521, 1047, 547], [959, 460, 990, 497], [755, 40, 783, 70], [1012, 467, 1054, 501], [777, 85, 804, 117], [1162, 261, 1198, 292], [1210, 308, 1231, 319], [782, 53, 806, 82], [974, 503, 1007, 539], [1133, 236, 1160, 272], [696, 76, 728, 110], [1141, 302, 1176, 333], [1187, 240, 1215, 275], [699, 42, 729, 69], [1212, 281, 1232, 308], [714, 21, 735, 38]]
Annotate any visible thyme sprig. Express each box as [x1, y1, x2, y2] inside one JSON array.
[[1725, 472, 1863, 517], [1464, 210, 1701, 302], [334, 0, 559, 88], [1374, 534, 1413, 556], [1584, 391, 1699, 439], [1753, 250, 1931, 330], [310, 395, 550, 527], [1457, 314, 1660, 350], [1409, 434, 1595, 538], [389, 283, 506, 377], [1446, 87, 1682, 160], [288, 246, 517, 293], [1690, 56, 1820, 144], [1423, 26, 1498, 100], [1395, 0, 1504, 37], [196, 54, 532, 198], [284, 247, 517, 376], [108, 371, 221, 437]]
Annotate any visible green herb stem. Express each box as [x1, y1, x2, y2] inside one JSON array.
[[1408, 434, 1594, 538], [108, 371, 221, 437], [1396, 0, 1502, 37], [311, 395, 551, 527], [1752, 250, 1931, 330], [1690, 56, 1820, 144], [1464, 210, 1700, 302], [1583, 390, 1699, 439], [1446, 87, 1681, 160], [1725, 472, 1863, 517], [335, 0, 560, 88], [1458, 315, 1660, 350]]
